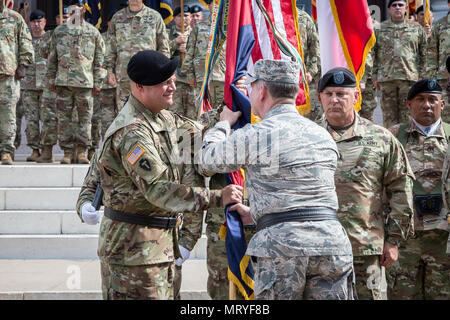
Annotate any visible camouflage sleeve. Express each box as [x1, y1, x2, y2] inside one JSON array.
[[442, 146, 450, 211], [417, 26, 427, 76], [360, 50, 373, 86], [93, 31, 106, 88], [117, 126, 222, 214], [305, 15, 320, 79], [104, 20, 117, 74], [383, 136, 415, 246], [38, 32, 51, 59], [155, 15, 170, 58], [181, 27, 196, 84], [45, 31, 58, 87], [17, 13, 34, 67], [372, 28, 379, 83], [75, 153, 100, 222], [425, 24, 439, 78]]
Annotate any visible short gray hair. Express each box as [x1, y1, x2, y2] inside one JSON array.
[[262, 80, 299, 100]]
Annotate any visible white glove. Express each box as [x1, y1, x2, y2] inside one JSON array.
[[174, 245, 190, 266], [81, 202, 102, 225]]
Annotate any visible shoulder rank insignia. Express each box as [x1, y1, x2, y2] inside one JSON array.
[[127, 145, 145, 165]]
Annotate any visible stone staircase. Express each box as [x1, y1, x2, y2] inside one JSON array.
[[0, 162, 209, 300]]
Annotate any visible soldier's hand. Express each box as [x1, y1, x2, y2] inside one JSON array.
[[174, 245, 190, 266], [108, 72, 117, 86], [220, 107, 242, 127], [424, 25, 432, 38], [380, 241, 398, 268], [235, 76, 247, 95], [360, 82, 366, 92], [221, 184, 243, 206], [179, 43, 187, 53], [93, 86, 101, 96], [15, 64, 26, 80], [81, 202, 102, 225], [229, 203, 254, 225]]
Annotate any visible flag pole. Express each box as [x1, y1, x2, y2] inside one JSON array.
[[59, 0, 63, 25], [180, 0, 185, 61], [229, 280, 237, 300]]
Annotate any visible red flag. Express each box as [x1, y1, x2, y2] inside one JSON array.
[[6, 0, 14, 9]]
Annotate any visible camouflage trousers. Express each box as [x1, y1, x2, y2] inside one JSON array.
[[15, 94, 24, 149], [438, 79, 450, 123], [359, 80, 377, 121], [206, 220, 256, 300], [100, 260, 175, 300], [353, 255, 383, 300], [91, 88, 117, 149], [170, 81, 197, 120], [22, 89, 43, 150], [379, 80, 415, 129], [56, 86, 93, 149], [386, 229, 450, 300], [117, 80, 130, 112], [253, 254, 355, 300], [0, 75, 20, 154], [40, 88, 58, 146]]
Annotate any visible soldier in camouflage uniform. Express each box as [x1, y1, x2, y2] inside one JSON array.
[[89, 12, 118, 160], [90, 50, 242, 300], [104, 0, 170, 111], [415, 5, 434, 39], [168, 6, 195, 119], [46, 4, 105, 164], [181, 0, 226, 119], [35, 9, 70, 163], [0, 2, 34, 165], [14, 94, 24, 151], [297, 8, 321, 124], [426, 7, 450, 121], [373, 0, 427, 129], [198, 59, 355, 300], [319, 67, 415, 300], [387, 79, 450, 300], [20, 10, 51, 162]]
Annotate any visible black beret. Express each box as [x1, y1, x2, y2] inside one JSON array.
[[446, 56, 450, 74], [388, 0, 407, 7], [416, 5, 433, 14], [190, 5, 203, 14], [407, 79, 442, 100], [30, 10, 45, 21], [127, 50, 179, 86], [318, 67, 357, 93], [174, 5, 190, 16]]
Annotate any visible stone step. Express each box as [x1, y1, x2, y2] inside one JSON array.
[[0, 259, 209, 300], [0, 164, 88, 188], [0, 210, 99, 235], [0, 187, 81, 210], [0, 234, 207, 259]]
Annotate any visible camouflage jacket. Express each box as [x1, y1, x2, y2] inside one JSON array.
[[323, 112, 415, 256], [373, 18, 427, 83], [425, 13, 450, 80], [96, 95, 222, 265], [199, 104, 353, 257], [0, 6, 34, 76], [181, 20, 226, 92], [21, 32, 52, 90], [104, 6, 170, 84], [46, 21, 105, 88], [168, 24, 191, 84], [100, 32, 115, 89], [390, 119, 449, 232], [298, 9, 320, 80]]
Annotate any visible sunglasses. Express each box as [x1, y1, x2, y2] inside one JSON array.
[[391, 3, 405, 8]]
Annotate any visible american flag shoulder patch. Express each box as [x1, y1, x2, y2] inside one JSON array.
[[127, 145, 146, 165]]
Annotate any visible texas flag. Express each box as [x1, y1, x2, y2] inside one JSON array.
[[316, 0, 375, 111]]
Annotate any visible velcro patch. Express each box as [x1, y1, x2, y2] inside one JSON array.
[[127, 145, 145, 165]]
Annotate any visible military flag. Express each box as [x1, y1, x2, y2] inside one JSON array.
[[311, 0, 317, 21], [84, 0, 102, 29], [202, 0, 307, 300], [415, 0, 431, 24], [6, 0, 13, 9], [316, 0, 375, 111], [147, 0, 174, 24]]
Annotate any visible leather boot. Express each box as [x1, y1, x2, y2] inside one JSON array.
[[1, 152, 13, 165], [87, 148, 95, 161], [26, 149, 41, 162], [36, 146, 54, 163], [76, 146, 90, 164], [61, 149, 74, 164]]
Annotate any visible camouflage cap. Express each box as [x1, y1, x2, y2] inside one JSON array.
[[245, 59, 300, 85]]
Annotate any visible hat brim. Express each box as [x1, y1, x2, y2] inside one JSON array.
[[244, 74, 258, 85]]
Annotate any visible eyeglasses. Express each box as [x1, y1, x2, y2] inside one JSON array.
[[391, 3, 405, 8]]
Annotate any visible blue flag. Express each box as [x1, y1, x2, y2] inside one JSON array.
[[84, 0, 102, 29], [147, 0, 174, 24]]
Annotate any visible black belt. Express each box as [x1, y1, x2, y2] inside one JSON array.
[[256, 207, 338, 232], [105, 207, 179, 229]]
